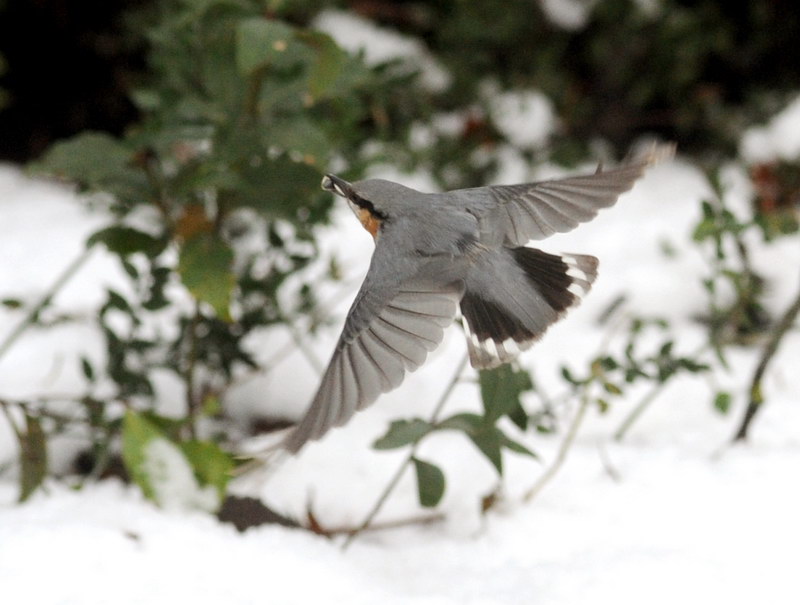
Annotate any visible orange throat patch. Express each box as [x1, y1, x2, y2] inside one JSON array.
[[357, 207, 381, 239]]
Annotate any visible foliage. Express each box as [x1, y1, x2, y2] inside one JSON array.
[[0, 0, 798, 535], [2, 0, 422, 504]]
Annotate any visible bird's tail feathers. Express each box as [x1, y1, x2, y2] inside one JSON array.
[[460, 247, 597, 369]]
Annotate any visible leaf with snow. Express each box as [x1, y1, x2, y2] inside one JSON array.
[[121, 411, 219, 511]]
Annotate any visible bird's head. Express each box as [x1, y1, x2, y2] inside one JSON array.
[[321, 174, 397, 239]]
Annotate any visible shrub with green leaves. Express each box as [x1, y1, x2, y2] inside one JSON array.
[[5, 0, 424, 505]]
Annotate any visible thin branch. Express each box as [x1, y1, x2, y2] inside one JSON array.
[[733, 270, 800, 442], [0, 247, 94, 363], [342, 353, 469, 550], [321, 511, 446, 537], [612, 380, 668, 442], [612, 343, 709, 442], [523, 390, 590, 503]]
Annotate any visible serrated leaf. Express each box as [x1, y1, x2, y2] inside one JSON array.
[[177, 233, 235, 319], [479, 365, 533, 425], [236, 18, 296, 75], [88, 225, 166, 258], [412, 457, 445, 508], [180, 440, 234, 500], [18, 414, 47, 502], [373, 418, 433, 450]]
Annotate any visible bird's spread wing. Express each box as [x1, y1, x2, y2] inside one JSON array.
[[480, 143, 675, 245], [281, 249, 463, 453]]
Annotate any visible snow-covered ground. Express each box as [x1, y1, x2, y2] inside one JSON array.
[[2, 10, 800, 605], [2, 145, 799, 604]]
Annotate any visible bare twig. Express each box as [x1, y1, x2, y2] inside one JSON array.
[[342, 353, 469, 550], [523, 391, 590, 503], [0, 247, 94, 363], [733, 270, 800, 441]]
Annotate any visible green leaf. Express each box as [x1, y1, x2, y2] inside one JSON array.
[[177, 233, 235, 319], [31, 132, 146, 203], [266, 117, 331, 166], [236, 18, 296, 75], [121, 410, 165, 502], [499, 431, 538, 460], [180, 440, 235, 500], [412, 457, 445, 508], [88, 225, 166, 258], [232, 155, 322, 219], [80, 357, 95, 382], [18, 414, 47, 502], [296, 30, 348, 100], [436, 412, 483, 433], [479, 365, 533, 425], [373, 418, 433, 450], [470, 427, 504, 475], [713, 391, 732, 414]]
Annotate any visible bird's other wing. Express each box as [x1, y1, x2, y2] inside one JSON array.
[[280, 246, 464, 453], [472, 142, 675, 245]]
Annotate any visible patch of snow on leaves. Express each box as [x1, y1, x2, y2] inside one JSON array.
[[740, 94, 800, 163], [312, 9, 451, 92], [143, 438, 219, 512]]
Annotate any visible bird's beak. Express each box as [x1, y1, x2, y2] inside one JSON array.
[[321, 174, 352, 198]]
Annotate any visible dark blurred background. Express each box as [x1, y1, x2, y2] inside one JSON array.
[[2, 0, 800, 163]]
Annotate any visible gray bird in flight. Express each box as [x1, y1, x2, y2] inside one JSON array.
[[281, 144, 674, 453]]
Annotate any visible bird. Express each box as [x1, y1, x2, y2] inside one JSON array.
[[281, 143, 675, 453]]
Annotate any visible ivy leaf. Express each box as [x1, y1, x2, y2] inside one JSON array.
[[18, 414, 47, 502], [479, 365, 533, 425], [373, 418, 433, 450], [177, 233, 235, 319], [412, 457, 445, 508]]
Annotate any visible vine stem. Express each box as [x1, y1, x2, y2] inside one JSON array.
[[0, 246, 94, 363], [523, 389, 590, 503], [612, 342, 709, 442], [733, 269, 800, 442], [342, 353, 469, 550]]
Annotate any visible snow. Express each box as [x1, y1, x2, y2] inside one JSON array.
[[3, 15, 800, 605], [740, 93, 800, 163], [2, 143, 800, 604], [312, 9, 451, 93]]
